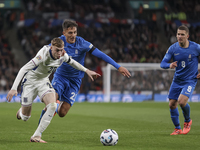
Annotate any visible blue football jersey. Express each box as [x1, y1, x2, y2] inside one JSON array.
[[161, 41, 200, 81], [55, 35, 93, 78]]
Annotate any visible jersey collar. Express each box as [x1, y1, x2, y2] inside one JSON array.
[[49, 49, 56, 60]]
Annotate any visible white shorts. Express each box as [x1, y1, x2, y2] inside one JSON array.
[[21, 79, 55, 106]]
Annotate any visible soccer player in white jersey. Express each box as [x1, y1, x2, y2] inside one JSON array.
[[161, 25, 200, 135], [6, 38, 100, 143]]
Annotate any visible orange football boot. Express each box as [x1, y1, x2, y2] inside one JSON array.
[[182, 120, 192, 134], [170, 129, 182, 135]]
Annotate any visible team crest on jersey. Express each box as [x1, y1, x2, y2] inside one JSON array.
[[75, 49, 78, 54], [188, 54, 191, 61], [36, 55, 42, 60]]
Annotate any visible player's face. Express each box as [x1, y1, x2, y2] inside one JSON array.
[[63, 27, 77, 44], [176, 29, 189, 44], [51, 46, 64, 59]]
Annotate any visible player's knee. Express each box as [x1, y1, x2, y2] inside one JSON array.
[[58, 110, 67, 118], [48, 102, 57, 112], [178, 101, 186, 108]]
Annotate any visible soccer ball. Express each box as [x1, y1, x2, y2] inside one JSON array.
[[100, 129, 118, 146]]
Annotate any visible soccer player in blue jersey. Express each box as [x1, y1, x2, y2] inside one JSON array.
[[160, 25, 200, 135], [38, 19, 131, 123]]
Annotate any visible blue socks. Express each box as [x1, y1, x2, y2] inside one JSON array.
[[181, 103, 190, 122], [170, 108, 181, 129]]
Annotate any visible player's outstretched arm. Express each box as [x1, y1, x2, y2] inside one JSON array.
[[118, 66, 131, 78], [85, 70, 101, 81], [6, 90, 18, 102]]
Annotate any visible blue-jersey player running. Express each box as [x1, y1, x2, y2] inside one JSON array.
[[160, 25, 200, 135], [38, 19, 131, 123]]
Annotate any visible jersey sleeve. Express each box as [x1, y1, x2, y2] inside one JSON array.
[[63, 53, 70, 63], [10, 60, 37, 90], [79, 37, 93, 52], [160, 46, 174, 69], [31, 46, 46, 67], [91, 48, 120, 69]]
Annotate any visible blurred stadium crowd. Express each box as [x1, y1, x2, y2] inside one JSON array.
[[1, 0, 200, 94]]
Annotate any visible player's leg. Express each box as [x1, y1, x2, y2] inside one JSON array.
[[178, 94, 192, 134], [57, 101, 71, 117], [18, 81, 36, 121], [38, 76, 65, 123], [179, 82, 195, 134], [169, 99, 182, 135], [16, 106, 32, 121], [168, 81, 182, 135], [31, 92, 56, 143]]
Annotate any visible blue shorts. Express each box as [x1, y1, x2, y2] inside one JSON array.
[[168, 79, 197, 100], [51, 74, 82, 106]]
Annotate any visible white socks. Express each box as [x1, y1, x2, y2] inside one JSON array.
[[32, 102, 57, 137], [20, 108, 31, 121]]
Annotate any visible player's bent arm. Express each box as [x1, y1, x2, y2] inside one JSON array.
[[65, 55, 87, 72], [160, 53, 172, 69], [7, 60, 36, 102], [64, 54, 101, 80], [10, 60, 37, 90]]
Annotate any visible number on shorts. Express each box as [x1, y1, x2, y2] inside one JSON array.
[[187, 86, 192, 92], [70, 92, 77, 101], [181, 61, 185, 68]]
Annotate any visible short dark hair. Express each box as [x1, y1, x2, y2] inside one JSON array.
[[62, 19, 78, 30], [178, 25, 189, 34], [51, 37, 64, 48]]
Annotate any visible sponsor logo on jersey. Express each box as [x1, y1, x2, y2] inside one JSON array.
[[185, 92, 190, 94], [36, 55, 42, 60], [174, 53, 180, 56]]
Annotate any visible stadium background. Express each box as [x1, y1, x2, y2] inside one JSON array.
[[1, 0, 200, 102]]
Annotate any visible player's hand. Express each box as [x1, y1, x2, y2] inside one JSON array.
[[170, 61, 178, 69], [118, 66, 131, 78], [86, 70, 101, 81], [6, 90, 18, 102], [197, 73, 200, 79]]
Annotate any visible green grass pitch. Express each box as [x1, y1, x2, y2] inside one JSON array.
[[0, 102, 200, 150]]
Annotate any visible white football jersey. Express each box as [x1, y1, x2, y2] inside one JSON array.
[[11, 45, 87, 90], [25, 45, 69, 81]]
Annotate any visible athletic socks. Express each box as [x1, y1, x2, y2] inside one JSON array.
[[181, 103, 190, 122], [38, 102, 60, 126], [170, 108, 181, 129], [33, 103, 57, 137]]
